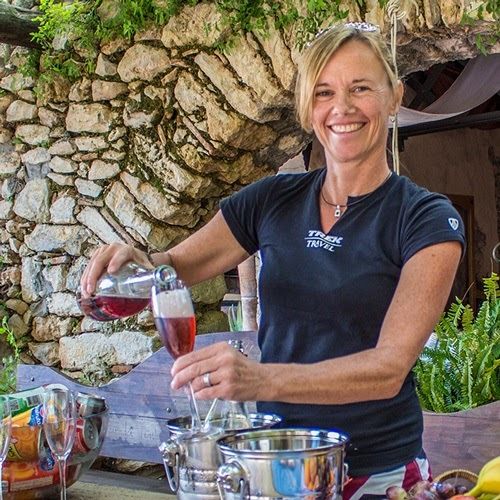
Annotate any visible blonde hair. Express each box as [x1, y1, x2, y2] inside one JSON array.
[[295, 24, 399, 133]]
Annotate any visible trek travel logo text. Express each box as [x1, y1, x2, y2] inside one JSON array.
[[305, 230, 343, 253]]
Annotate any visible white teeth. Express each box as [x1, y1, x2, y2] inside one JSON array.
[[331, 123, 363, 133]]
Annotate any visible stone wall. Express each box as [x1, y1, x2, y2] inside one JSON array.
[[0, 3, 307, 380], [0, 1, 497, 380]]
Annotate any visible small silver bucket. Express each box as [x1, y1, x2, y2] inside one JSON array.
[[160, 413, 282, 499], [216, 428, 349, 499]]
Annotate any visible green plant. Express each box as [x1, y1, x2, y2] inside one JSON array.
[[414, 273, 500, 413], [96, 0, 195, 41], [461, 0, 500, 55], [0, 314, 19, 359], [0, 355, 18, 394], [0, 312, 20, 395], [227, 301, 243, 332], [22, 0, 499, 96], [11, 136, 24, 145]]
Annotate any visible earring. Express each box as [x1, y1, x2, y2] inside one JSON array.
[[390, 115, 396, 123]]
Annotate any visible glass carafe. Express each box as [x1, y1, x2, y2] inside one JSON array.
[[77, 262, 176, 321], [204, 339, 252, 431]]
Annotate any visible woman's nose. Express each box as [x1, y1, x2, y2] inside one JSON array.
[[333, 92, 355, 114]]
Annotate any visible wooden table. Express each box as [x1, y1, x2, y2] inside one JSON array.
[[67, 470, 175, 499]]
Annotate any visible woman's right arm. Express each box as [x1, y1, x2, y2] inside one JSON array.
[[80, 210, 250, 295]]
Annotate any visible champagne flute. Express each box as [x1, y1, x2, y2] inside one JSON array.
[[43, 387, 77, 500], [0, 395, 11, 500], [151, 279, 202, 431]]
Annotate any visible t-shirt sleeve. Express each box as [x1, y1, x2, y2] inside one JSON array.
[[401, 193, 466, 265], [220, 176, 274, 255]]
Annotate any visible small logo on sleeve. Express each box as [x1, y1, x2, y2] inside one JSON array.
[[448, 218, 459, 230]]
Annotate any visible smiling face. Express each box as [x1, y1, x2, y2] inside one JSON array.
[[311, 39, 402, 167]]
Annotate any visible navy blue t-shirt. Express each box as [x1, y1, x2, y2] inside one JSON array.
[[220, 169, 465, 476]]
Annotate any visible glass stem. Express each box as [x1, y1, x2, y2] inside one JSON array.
[[203, 398, 219, 431], [58, 457, 67, 500], [0, 461, 4, 500], [187, 382, 202, 430]]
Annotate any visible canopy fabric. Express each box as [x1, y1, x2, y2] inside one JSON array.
[[396, 53, 500, 128]]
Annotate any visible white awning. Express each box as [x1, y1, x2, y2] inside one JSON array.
[[396, 53, 500, 128]]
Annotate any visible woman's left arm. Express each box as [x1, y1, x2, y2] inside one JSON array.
[[171, 240, 462, 404]]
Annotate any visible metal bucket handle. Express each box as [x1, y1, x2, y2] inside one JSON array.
[[493, 242, 500, 263], [341, 462, 349, 495], [217, 459, 249, 500], [159, 440, 180, 493]]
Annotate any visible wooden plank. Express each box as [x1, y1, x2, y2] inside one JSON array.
[[17, 331, 259, 463], [68, 483, 172, 500], [69, 470, 174, 499], [422, 401, 500, 475], [79, 470, 170, 493]]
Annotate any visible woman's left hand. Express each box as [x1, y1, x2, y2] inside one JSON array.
[[170, 342, 265, 401]]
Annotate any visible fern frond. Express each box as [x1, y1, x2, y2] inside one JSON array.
[[461, 305, 475, 332], [429, 364, 447, 412], [483, 273, 499, 300], [446, 300, 465, 328], [486, 359, 500, 400], [459, 353, 473, 407], [414, 273, 500, 412]]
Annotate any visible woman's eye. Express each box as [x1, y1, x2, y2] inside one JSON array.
[[353, 86, 369, 93], [315, 90, 333, 98]]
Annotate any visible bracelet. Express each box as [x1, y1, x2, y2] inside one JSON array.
[[146, 251, 174, 269]]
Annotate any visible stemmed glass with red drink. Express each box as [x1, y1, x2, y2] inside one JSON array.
[[151, 279, 202, 430]]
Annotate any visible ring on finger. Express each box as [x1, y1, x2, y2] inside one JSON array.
[[202, 372, 212, 388]]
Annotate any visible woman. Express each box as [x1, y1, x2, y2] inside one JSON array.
[[81, 24, 465, 497]]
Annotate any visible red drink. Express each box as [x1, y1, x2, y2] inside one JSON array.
[[155, 316, 196, 359], [77, 294, 150, 321]]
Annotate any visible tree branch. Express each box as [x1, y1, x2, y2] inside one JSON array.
[[0, 3, 40, 48]]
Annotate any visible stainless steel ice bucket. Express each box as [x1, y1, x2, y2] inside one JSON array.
[[216, 428, 349, 499], [160, 413, 282, 499]]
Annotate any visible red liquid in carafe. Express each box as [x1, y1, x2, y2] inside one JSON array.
[[155, 316, 196, 359], [77, 294, 150, 321]]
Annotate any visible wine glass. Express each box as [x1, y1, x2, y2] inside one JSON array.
[[0, 395, 11, 500], [151, 279, 202, 431], [43, 386, 77, 500]]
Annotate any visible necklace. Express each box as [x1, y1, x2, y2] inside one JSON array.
[[321, 171, 393, 218]]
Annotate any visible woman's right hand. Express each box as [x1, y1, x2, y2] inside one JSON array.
[[80, 243, 153, 297]]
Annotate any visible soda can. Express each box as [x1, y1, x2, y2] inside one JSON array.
[[76, 392, 106, 417], [7, 406, 45, 462], [8, 387, 45, 417], [38, 443, 56, 472], [8, 424, 43, 462], [72, 417, 100, 455]]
